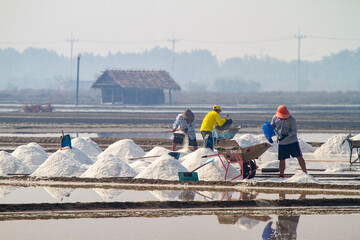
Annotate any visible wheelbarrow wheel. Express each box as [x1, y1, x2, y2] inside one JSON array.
[[242, 160, 256, 179]]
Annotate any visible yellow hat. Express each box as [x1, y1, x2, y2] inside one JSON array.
[[213, 105, 221, 111]]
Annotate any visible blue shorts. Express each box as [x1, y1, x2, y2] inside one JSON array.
[[278, 141, 302, 160]]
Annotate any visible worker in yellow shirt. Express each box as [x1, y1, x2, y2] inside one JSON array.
[[200, 105, 231, 148]]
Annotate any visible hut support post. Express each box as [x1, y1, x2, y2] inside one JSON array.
[[169, 89, 172, 105]]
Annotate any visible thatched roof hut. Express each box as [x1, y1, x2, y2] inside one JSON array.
[[91, 70, 180, 104]]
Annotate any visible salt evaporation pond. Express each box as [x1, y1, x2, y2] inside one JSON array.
[[1, 134, 360, 180]]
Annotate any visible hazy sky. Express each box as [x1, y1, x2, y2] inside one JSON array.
[[1, 0, 359, 61]]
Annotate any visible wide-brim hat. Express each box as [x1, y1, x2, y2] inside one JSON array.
[[182, 109, 194, 123], [276, 105, 290, 119]]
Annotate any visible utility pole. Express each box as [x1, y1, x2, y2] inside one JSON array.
[[76, 54, 80, 106], [67, 34, 79, 81], [294, 30, 306, 91], [168, 38, 179, 71]]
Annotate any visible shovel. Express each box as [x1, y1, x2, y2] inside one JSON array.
[[129, 151, 180, 161], [178, 159, 215, 181]]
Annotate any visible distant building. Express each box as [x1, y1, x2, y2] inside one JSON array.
[[91, 70, 180, 105]]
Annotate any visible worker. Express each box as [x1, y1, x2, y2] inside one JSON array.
[[200, 105, 231, 148], [171, 109, 198, 151], [271, 105, 307, 178]]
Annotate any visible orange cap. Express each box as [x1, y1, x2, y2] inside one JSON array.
[[276, 105, 290, 119]]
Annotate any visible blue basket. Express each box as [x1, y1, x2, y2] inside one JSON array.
[[262, 122, 275, 143]]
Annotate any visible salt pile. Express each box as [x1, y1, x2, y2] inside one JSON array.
[[144, 146, 170, 158], [61, 147, 94, 166], [32, 151, 87, 177], [99, 139, 145, 161], [81, 154, 137, 178], [285, 172, 320, 183], [11, 143, 48, 172], [130, 160, 149, 173], [71, 137, 102, 158], [181, 148, 241, 181], [135, 155, 188, 180], [234, 134, 261, 148], [314, 134, 351, 155], [298, 139, 315, 153], [0, 151, 31, 176]]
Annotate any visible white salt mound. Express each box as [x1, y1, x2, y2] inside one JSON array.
[[286, 172, 320, 183], [352, 134, 360, 140], [71, 137, 102, 158], [135, 155, 188, 180], [181, 148, 241, 181], [145, 146, 170, 157], [298, 139, 315, 153], [130, 160, 150, 173], [0, 151, 32, 176], [61, 147, 94, 166], [234, 134, 261, 148], [11, 144, 48, 172], [99, 139, 145, 161], [314, 134, 351, 155], [32, 151, 87, 177], [81, 154, 137, 178], [27, 142, 45, 150]]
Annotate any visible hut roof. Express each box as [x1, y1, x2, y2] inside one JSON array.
[[91, 70, 181, 90]]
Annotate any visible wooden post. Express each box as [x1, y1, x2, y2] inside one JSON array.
[[169, 89, 172, 105], [75, 54, 80, 106]]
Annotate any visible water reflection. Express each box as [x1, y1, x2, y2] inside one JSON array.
[[262, 216, 300, 240], [44, 187, 73, 201]]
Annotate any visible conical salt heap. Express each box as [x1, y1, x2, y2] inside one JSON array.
[[11, 143, 48, 172], [99, 139, 145, 161], [0, 151, 31, 176], [81, 153, 138, 178]]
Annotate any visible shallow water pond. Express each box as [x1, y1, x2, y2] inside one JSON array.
[[0, 214, 359, 240]]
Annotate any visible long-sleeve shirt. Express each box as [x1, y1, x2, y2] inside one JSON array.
[[200, 110, 226, 132], [173, 114, 196, 140], [271, 115, 299, 145]]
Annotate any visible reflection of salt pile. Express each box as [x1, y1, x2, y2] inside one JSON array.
[[314, 134, 351, 155], [286, 172, 319, 183], [99, 139, 145, 162], [71, 137, 102, 158], [0, 185, 18, 197], [44, 187, 73, 200], [0, 151, 31, 176], [181, 148, 241, 181], [93, 188, 124, 200], [150, 190, 184, 201], [32, 150, 88, 177], [11, 143, 48, 172], [135, 155, 187, 180], [81, 154, 137, 178], [235, 217, 260, 230]]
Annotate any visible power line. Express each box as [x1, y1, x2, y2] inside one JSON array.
[[180, 36, 292, 44], [307, 35, 360, 41]]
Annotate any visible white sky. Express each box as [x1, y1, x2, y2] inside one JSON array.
[[0, 0, 359, 62]]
